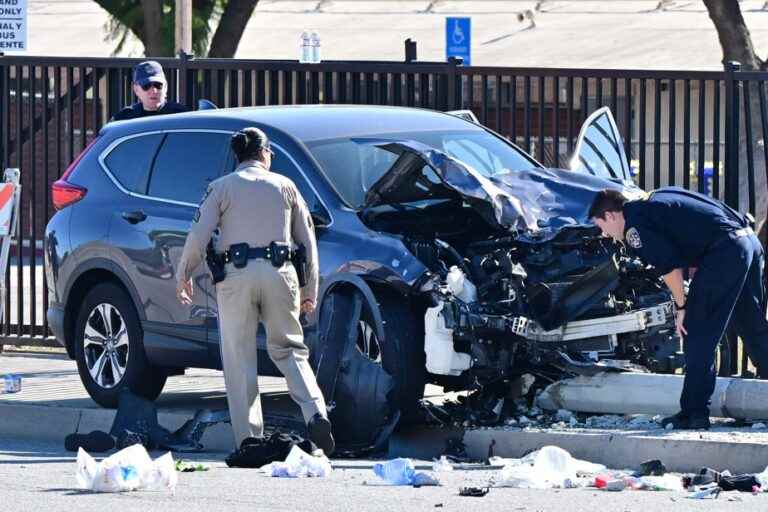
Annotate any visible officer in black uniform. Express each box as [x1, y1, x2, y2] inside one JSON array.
[[111, 61, 188, 122], [589, 187, 768, 429]]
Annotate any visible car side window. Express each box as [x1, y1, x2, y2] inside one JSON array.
[[223, 145, 325, 215], [103, 133, 164, 193], [271, 149, 323, 214], [147, 132, 231, 204]]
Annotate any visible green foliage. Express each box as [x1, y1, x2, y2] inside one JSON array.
[[98, 0, 224, 57]]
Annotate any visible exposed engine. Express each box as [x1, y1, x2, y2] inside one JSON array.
[[407, 225, 682, 393]]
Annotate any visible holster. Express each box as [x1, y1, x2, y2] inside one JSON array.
[[205, 241, 226, 284], [291, 243, 308, 287], [269, 241, 292, 267]]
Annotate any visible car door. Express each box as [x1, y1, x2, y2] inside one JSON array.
[[107, 129, 232, 368], [570, 107, 632, 181]]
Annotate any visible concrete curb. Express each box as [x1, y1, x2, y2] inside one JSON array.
[[0, 403, 236, 453], [5, 401, 768, 473], [464, 429, 768, 474]]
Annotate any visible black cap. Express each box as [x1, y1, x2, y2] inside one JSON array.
[[132, 61, 167, 87]]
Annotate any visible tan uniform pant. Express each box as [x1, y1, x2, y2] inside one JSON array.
[[216, 259, 326, 446]]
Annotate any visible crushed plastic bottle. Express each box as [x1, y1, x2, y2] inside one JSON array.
[[373, 458, 415, 485], [1, 374, 21, 393], [299, 30, 312, 63]]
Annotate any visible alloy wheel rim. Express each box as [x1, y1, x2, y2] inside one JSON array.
[[83, 303, 129, 389]]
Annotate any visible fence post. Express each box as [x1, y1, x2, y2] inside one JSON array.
[[724, 61, 741, 209], [178, 50, 194, 108], [445, 56, 461, 111]]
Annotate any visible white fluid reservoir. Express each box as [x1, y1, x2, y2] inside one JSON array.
[[424, 301, 472, 376]]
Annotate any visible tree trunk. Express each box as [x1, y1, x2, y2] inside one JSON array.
[[703, 0, 763, 70], [703, 0, 768, 244], [207, 0, 259, 58], [141, 0, 166, 56]]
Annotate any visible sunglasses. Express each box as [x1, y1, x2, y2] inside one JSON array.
[[140, 82, 164, 91]]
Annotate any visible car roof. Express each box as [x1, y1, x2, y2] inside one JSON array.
[[101, 104, 484, 142]]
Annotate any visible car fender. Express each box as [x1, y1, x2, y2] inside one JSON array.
[[64, 257, 146, 321], [316, 273, 389, 345]]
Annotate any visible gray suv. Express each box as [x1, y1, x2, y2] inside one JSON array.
[[46, 105, 688, 448]]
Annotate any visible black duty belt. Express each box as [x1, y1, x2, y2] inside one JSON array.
[[221, 246, 285, 263]]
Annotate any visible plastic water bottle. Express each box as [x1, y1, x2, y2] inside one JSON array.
[[310, 31, 321, 63], [373, 458, 415, 485], [1, 374, 21, 393], [299, 30, 312, 63]]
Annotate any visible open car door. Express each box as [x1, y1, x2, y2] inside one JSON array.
[[570, 107, 632, 182]]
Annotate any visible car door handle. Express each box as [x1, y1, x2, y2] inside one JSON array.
[[122, 210, 147, 224]]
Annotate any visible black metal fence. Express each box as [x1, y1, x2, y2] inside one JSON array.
[[0, 55, 765, 375]]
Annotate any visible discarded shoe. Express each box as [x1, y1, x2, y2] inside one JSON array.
[[64, 430, 115, 453], [660, 411, 710, 430], [308, 413, 335, 456]]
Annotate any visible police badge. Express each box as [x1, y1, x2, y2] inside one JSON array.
[[626, 227, 642, 249]]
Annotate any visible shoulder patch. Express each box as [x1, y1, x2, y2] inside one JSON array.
[[626, 227, 642, 249]]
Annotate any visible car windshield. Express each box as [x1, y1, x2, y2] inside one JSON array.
[[305, 130, 538, 209]]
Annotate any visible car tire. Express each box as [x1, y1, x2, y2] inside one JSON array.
[[74, 283, 166, 407], [369, 289, 426, 421]]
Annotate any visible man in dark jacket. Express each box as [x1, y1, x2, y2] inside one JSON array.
[[589, 187, 768, 430], [111, 61, 188, 122]]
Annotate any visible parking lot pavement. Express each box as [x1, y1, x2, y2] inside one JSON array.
[[2, 438, 768, 512]]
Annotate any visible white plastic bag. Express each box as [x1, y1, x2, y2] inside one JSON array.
[[493, 446, 605, 489], [638, 474, 685, 492], [76, 445, 178, 493], [261, 445, 332, 478]]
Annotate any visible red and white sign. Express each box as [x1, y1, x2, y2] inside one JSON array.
[[0, 183, 16, 236]]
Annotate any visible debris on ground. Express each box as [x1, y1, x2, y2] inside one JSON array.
[[260, 445, 332, 478], [65, 390, 230, 454], [174, 459, 210, 472], [65, 430, 115, 453], [372, 458, 441, 487], [76, 444, 177, 493], [432, 456, 454, 472], [458, 487, 490, 497], [491, 445, 605, 489], [226, 432, 318, 468]]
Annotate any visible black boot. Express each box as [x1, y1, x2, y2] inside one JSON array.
[[660, 411, 710, 430], [307, 413, 335, 456]]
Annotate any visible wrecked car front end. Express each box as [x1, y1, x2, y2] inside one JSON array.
[[309, 108, 683, 450], [359, 135, 682, 425]]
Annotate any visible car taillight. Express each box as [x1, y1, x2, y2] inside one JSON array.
[[51, 137, 99, 210], [52, 181, 87, 210]]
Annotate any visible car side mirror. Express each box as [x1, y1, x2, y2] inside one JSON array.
[[311, 209, 331, 228]]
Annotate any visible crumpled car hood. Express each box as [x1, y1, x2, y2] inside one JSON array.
[[367, 140, 643, 242]]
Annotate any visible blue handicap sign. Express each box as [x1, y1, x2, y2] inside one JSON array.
[[446, 17, 471, 65]]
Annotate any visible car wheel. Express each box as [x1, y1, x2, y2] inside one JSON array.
[[74, 283, 167, 407], [369, 289, 426, 420]]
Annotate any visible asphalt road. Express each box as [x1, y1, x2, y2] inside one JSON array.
[[2, 439, 767, 512]]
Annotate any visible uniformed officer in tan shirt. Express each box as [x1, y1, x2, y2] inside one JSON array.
[[176, 127, 334, 455]]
